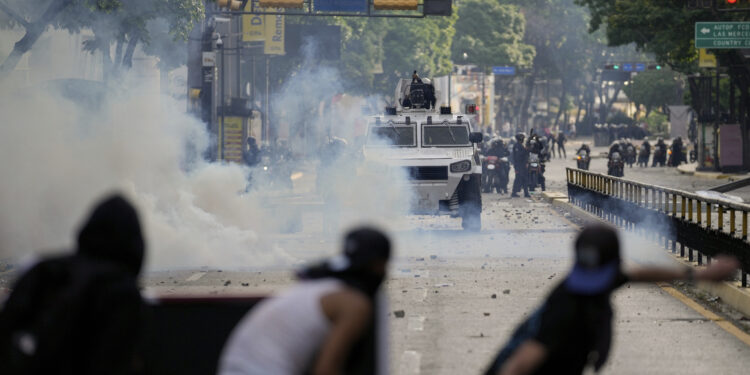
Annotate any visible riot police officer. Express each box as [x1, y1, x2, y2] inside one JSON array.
[[652, 137, 667, 167], [669, 137, 685, 167], [638, 139, 651, 167], [511, 133, 530, 198]]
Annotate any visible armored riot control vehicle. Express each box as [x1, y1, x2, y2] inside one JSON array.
[[362, 78, 484, 230]]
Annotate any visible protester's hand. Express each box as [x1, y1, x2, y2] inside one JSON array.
[[697, 255, 740, 282]]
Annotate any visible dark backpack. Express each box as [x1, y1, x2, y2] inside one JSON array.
[[0, 255, 143, 375]]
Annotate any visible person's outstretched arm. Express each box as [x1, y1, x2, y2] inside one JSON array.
[[627, 255, 739, 283], [497, 340, 547, 375], [314, 289, 373, 375]]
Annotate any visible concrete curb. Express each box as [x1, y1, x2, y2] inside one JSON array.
[[677, 163, 745, 180], [542, 190, 750, 318]]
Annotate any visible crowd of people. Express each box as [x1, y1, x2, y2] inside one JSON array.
[[0, 194, 739, 375]]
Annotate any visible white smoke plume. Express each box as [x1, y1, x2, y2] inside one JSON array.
[[0, 39, 414, 271]]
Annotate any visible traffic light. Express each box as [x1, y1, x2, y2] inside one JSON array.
[[258, 0, 303, 7], [216, 0, 244, 10], [604, 64, 620, 70], [647, 64, 663, 70], [373, 0, 419, 10]]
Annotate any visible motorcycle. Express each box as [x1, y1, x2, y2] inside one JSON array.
[[608, 152, 625, 177], [482, 156, 509, 194], [576, 150, 590, 170], [528, 153, 542, 191], [625, 144, 636, 168]]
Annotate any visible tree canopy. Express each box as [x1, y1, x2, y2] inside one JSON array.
[[451, 0, 534, 70]]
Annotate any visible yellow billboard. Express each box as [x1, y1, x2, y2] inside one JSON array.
[[264, 15, 285, 55], [242, 14, 265, 42], [222, 117, 245, 162]]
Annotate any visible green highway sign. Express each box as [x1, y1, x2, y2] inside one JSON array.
[[695, 22, 750, 49]]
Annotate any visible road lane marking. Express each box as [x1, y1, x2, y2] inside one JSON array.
[[399, 350, 421, 374], [658, 283, 750, 347], [408, 316, 425, 331], [185, 272, 206, 282]]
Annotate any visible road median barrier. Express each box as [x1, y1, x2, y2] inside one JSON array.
[[547, 169, 750, 317]]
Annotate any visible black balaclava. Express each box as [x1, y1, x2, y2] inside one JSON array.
[[76, 194, 145, 276], [298, 227, 391, 297]]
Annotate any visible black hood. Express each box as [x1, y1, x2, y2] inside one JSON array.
[[76, 194, 144, 275]]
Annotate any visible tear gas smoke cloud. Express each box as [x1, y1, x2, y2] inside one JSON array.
[[0, 39, 414, 271]]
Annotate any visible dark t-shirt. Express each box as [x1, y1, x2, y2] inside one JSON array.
[[485, 272, 629, 375]]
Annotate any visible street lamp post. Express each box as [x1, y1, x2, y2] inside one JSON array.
[[217, 35, 224, 160]]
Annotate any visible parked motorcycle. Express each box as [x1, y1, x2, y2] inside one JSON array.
[[608, 152, 625, 177], [576, 150, 590, 170]]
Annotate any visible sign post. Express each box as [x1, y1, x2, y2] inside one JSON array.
[[695, 22, 750, 49]]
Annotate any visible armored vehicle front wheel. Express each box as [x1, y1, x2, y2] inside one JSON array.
[[458, 174, 482, 231]]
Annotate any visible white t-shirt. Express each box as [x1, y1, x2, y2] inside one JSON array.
[[218, 279, 344, 375]]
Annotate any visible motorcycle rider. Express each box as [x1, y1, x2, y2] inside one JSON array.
[[638, 139, 651, 168], [511, 133, 530, 198], [608, 141, 624, 177], [486, 138, 511, 194], [527, 134, 546, 192], [576, 143, 591, 170], [244, 136, 262, 168], [652, 137, 667, 167]]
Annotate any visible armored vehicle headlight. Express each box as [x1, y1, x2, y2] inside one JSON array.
[[450, 160, 472, 173]]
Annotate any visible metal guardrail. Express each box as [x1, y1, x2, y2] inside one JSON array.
[[566, 168, 750, 287]]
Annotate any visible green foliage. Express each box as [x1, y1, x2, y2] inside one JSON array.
[[1, 0, 203, 67], [644, 111, 669, 136], [451, 0, 533, 70], [607, 110, 633, 125], [625, 67, 682, 117], [377, 14, 456, 93], [574, 0, 748, 73]]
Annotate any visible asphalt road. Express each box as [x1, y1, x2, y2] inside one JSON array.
[[141, 152, 750, 374]]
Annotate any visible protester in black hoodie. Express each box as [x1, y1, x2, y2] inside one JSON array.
[[0, 194, 145, 375], [484, 224, 738, 375]]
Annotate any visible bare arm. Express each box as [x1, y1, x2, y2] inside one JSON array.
[[627, 256, 739, 283], [497, 340, 548, 375], [314, 290, 373, 375]]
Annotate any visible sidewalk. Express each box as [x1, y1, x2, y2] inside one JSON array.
[[677, 163, 750, 180]]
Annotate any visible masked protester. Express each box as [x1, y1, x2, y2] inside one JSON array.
[[0, 195, 146, 375], [484, 224, 738, 375], [219, 227, 391, 375]]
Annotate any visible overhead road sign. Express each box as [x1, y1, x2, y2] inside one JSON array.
[[695, 22, 750, 49], [492, 66, 516, 75], [218, 0, 450, 18], [315, 0, 367, 11]]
